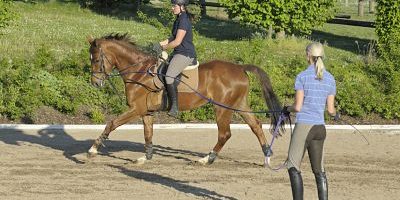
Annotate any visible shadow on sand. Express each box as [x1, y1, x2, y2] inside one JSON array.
[[0, 127, 208, 164], [109, 164, 238, 200]]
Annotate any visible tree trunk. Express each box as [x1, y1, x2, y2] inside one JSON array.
[[345, 0, 349, 7], [276, 30, 285, 39], [267, 25, 273, 39], [358, 0, 365, 17], [369, 0, 375, 14]]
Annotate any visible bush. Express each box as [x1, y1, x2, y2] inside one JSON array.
[[89, 107, 105, 124], [220, 0, 336, 36], [376, 0, 400, 69], [0, 0, 18, 29]]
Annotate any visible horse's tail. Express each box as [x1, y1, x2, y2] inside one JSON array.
[[243, 65, 283, 133]]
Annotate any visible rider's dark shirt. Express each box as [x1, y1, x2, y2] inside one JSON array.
[[169, 12, 196, 59]]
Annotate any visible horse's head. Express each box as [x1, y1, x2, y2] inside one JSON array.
[[87, 36, 115, 88]]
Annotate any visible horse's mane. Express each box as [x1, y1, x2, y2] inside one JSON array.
[[99, 33, 154, 56], [98, 33, 155, 58], [100, 33, 136, 47]]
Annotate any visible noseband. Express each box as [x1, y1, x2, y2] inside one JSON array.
[[91, 48, 112, 82]]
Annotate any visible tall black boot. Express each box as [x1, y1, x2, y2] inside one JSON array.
[[166, 83, 179, 118], [288, 167, 304, 200], [315, 172, 328, 200]]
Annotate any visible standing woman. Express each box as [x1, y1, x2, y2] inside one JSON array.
[[284, 42, 337, 200], [159, 0, 196, 118]]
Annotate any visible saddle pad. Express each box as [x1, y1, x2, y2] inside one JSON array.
[[153, 65, 199, 93]]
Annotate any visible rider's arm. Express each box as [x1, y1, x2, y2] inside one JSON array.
[[162, 29, 186, 50], [326, 95, 336, 116]]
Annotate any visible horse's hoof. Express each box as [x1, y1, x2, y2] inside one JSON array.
[[133, 156, 147, 165], [87, 147, 98, 158], [87, 152, 97, 159], [198, 155, 210, 165]]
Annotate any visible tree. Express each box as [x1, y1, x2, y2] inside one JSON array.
[[220, 0, 336, 37], [375, 0, 400, 68], [0, 0, 16, 29]]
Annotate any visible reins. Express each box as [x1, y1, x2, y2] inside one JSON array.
[[264, 113, 292, 171]]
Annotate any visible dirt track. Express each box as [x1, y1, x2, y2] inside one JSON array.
[[0, 127, 399, 200]]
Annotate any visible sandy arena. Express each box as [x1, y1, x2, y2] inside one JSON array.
[[0, 127, 399, 200]]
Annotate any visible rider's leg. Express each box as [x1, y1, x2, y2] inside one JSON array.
[[165, 54, 194, 117]]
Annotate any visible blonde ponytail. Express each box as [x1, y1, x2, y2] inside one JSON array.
[[306, 42, 325, 80], [315, 56, 325, 80]]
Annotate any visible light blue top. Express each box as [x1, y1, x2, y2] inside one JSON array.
[[294, 65, 336, 125]]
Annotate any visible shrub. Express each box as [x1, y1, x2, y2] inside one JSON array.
[[376, 0, 400, 69], [219, 0, 336, 36], [89, 107, 105, 124], [0, 0, 17, 29]]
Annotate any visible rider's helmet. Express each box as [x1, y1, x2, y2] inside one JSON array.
[[171, 0, 189, 6]]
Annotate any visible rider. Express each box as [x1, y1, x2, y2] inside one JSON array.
[[283, 42, 337, 200], [159, 0, 197, 118]]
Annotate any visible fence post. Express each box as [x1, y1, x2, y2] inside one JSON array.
[[200, 0, 206, 16], [369, 0, 375, 14], [358, 0, 365, 17]]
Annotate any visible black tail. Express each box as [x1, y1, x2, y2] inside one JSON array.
[[243, 65, 283, 133]]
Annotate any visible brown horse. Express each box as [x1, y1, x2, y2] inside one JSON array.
[[87, 33, 282, 164]]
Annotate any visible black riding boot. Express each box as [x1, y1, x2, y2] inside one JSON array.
[[166, 83, 179, 118], [288, 167, 304, 200], [315, 172, 328, 200]]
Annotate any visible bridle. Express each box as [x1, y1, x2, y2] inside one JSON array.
[[90, 46, 162, 97], [90, 47, 155, 84], [90, 48, 112, 85]]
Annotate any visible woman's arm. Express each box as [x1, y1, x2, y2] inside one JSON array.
[[162, 29, 186, 50], [326, 95, 336, 116], [287, 90, 304, 113]]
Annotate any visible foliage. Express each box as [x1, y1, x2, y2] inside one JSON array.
[[1, 1, 399, 122], [375, 0, 400, 70], [0, 0, 17, 29], [219, 0, 337, 36], [77, 0, 122, 8], [89, 107, 105, 124]]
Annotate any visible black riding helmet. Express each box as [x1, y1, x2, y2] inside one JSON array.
[[171, 0, 189, 6]]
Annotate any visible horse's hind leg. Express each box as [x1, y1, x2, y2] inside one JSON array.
[[239, 109, 270, 157], [88, 108, 141, 156], [199, 107, 233, 165]]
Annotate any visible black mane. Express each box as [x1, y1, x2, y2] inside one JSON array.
[[101, 33, 136, 46]]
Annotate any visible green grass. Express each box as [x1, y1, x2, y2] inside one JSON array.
[[336, 1, 376, 21], [0, 2, 164, 61]]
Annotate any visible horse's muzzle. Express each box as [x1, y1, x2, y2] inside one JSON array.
[[91, 77, 104, 88]]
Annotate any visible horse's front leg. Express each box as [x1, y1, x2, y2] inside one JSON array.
[[134, 115, 154, 164], [88, 108, 141, 157], [198, 108, 233, 165]]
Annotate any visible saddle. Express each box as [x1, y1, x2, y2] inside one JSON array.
[[146, 51, 200, 111]]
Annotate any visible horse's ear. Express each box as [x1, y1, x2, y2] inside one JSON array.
[[87, 35, 95, 45]]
